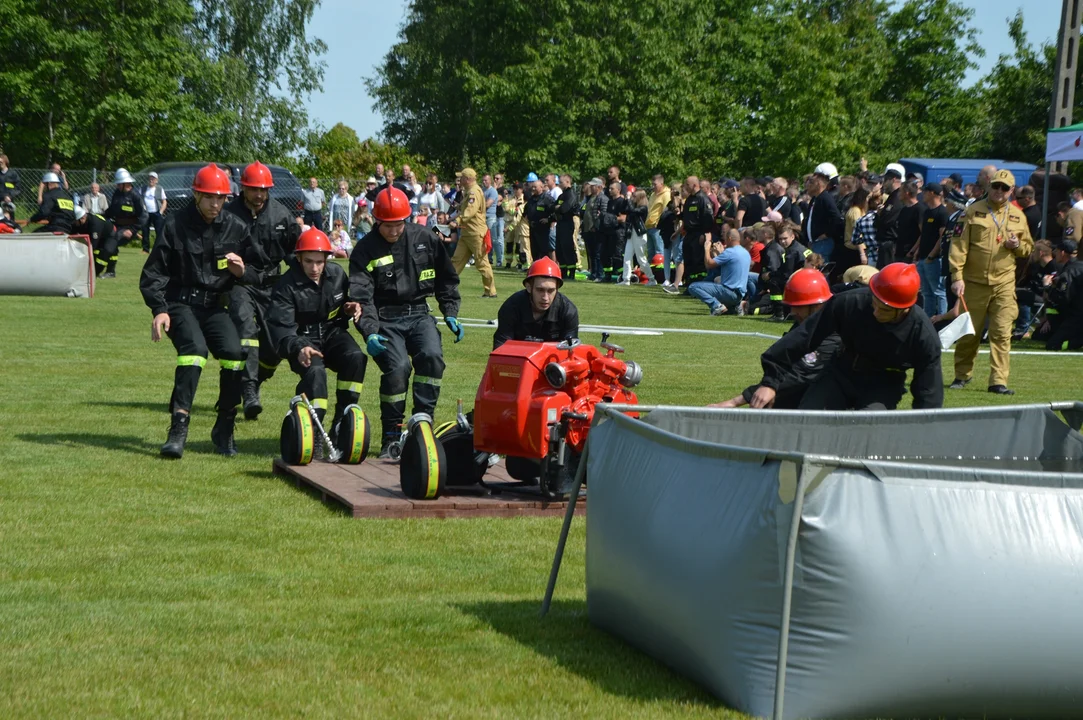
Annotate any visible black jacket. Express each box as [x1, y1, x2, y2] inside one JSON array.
[[226, 196, 302, 287], [525, 191, 555, 228], [31, 187, 76, 230], [105, 187, 145, 228], [348, 222, 461, 339], [554, 187, 579, 227], [761, 287, 943, 409], [267, 261, 352, 358], [139, 204, 256, 317], [0, 167, 19, 199], [803, 191, 843, 246], [629, 205, 648, 236], [492, 290, 579, 350], [82, 212, 115, 245], [681, 191, 714, 235], [742, 313, 842, 408], [782, 240, 812, 277], [874, 188, 903, 245], [1047, 258, 1083, 312], [605, 196, 631, 236]]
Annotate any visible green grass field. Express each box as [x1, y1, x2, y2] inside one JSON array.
[[1, 246, 1080, 718]]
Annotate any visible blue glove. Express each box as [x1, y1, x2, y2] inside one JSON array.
[[366, 334, 389, 356], [445, 316, 464, 343]]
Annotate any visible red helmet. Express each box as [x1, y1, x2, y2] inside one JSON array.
[[240, 161, 274, 189], [524, 257, 562, 287], [296, 227, 332, 254], [372, 186, 411, 222], [869, 262, 920, 309], [651, 253, 664, 266], [192, 164, 231, 195], [783, 268, 832, 306]]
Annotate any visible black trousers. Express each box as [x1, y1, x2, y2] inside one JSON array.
[[372, 313, 445, 438], [681, 232, 708, 283], [1045, 316, 1083, 351], [165, 303, 245, 414], [303, 210, 323, 230], [583, 230, 601, 277], [556, 222, 577, 278], [93, 229, 119, 275], [798, 361, 906, 411], [141, 212, 165, 251], [601, 229, 622, 281], [529, 224, 550, 264], [876, 241, 896, 269], [286, 329, 368, 424], [229, 284, 281, 386]]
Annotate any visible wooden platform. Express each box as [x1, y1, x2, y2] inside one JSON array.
[[272, 456, 584, 519]]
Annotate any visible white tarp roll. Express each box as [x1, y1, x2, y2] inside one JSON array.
[[0, 234, 94, 297]]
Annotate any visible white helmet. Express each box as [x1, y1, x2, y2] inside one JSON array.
[[813, 162, 838, 179], [42, 171, 61, 183], [114, 168, 135, 184], [884, 162, 907, 180], [74, 205, 87, 222]]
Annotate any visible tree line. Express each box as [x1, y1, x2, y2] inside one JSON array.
[[369, 0, 1073, 182]]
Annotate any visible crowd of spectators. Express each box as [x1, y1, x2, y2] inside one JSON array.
[[2, 153, 1080, 353]]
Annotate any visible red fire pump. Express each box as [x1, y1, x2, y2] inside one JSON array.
[[473, 335, 641, 498]]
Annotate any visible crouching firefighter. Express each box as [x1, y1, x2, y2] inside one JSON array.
[[349, 186, 463, 458], [763, 262, 943, 410], [711, 268, 840, 408], [71, 205, 117, 277], [226, 161, 302, 420], [139, 164, 258, 458], [267, 227, 367, 436], [492, 257, 580, 349]]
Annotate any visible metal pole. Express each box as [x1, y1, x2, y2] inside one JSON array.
[[1042, 164, 1051, 240], [772, 462, 811, 720], [540, 442, 589, 617]]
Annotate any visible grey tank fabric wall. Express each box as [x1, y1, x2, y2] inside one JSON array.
[[585, 408, 1083, 719], [642, 405, 1083, 473], [0, 235, 93, 297]]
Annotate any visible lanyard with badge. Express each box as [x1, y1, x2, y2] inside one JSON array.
[[989, 205, 1010, 244]]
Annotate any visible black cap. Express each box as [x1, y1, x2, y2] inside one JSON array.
[[884, 168, 903, 181], [865, 173, 882, 185], [949, 172, 964, 186], [1058, 239, 1079, 255], [755, 176, 774, 187], [923, 182, 943, 195], [906, 171, 924, 182]]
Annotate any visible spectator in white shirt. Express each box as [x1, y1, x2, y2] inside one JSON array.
[[140, 172, 167, 251], [327, 179, 354, 231]]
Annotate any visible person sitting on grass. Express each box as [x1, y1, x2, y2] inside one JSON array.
[[687, 228, 751, 316], [329, 218, 352, 258]]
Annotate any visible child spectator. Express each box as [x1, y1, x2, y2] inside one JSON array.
[[329, 218, 352, 258]]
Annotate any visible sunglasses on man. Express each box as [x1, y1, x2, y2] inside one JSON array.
[[990, 182, 1011, 192]]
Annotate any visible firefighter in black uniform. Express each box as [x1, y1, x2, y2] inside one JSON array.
[[103, 168, 145, 277], [678, 176, 715, 285], [601, 181, 629, 283], [553, 174, 579, 280], [226, 161, 302, 420], [711, 269, 840, 408], [759, 262, 943, 410], [525, 178, 555, 265], [139, 164, 257, 459], [30, 171, 75, 233], [1040, 240, 1083, 351], [267, 228, 367, 431], [493, 257, 580, 349], [71, 205, 117, 277], [349, 186, 462, 457]]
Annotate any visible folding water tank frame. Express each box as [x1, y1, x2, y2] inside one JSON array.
[[542, 402, 1083, 720], [0, 234, 95, 297]]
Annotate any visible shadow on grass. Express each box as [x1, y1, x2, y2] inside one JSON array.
[[17, 432, 163, 457], [457, 599, 718, 707]]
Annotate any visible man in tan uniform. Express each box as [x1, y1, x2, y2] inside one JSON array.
[[450, 167, 497, 298], [1063, 202, 1083, 243], [948, 169, 1033, 395]]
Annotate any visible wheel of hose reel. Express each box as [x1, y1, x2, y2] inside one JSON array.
[[335, 404, 370, 465], [280, 404, 315, 465], [399, 414, 446, 500]]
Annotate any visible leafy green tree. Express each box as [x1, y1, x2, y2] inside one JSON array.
[[291, 123, 432, 184]]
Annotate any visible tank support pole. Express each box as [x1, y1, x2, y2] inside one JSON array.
[[540, 443, 589, 617], [773, 461, 811, 720]]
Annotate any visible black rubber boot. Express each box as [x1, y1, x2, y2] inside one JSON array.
[[242, 382, 262, 420], [211, 410, 238, 456], [160, 412, 190, 459]]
